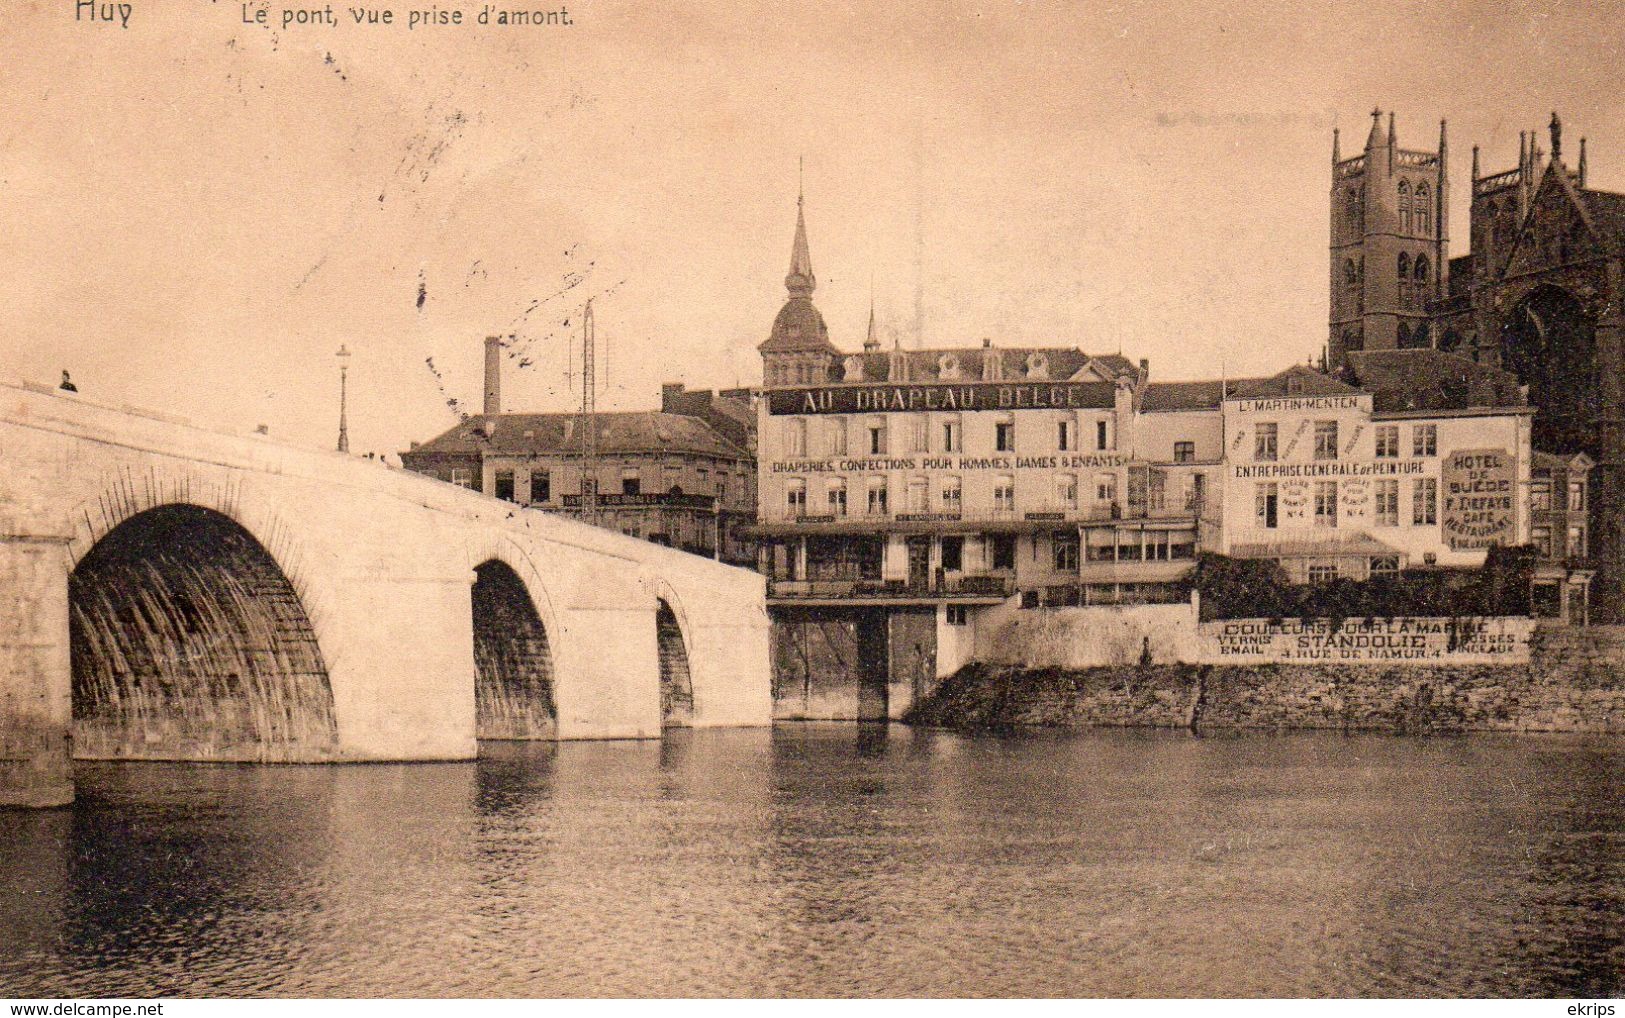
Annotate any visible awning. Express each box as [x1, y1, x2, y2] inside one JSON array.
[[1230, 532, 1404, 560]]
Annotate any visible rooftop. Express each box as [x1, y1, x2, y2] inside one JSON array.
[[404, 411, 752, 461]]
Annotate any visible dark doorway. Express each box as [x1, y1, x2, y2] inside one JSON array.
[[855, 610, 889, 722], [906, 536, 931, 590], [1501, 286, 1598, 455]]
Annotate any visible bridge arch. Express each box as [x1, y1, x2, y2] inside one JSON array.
[[464, 537, 565, 740], [653, 580, 695, 727], [67, 501, 338, 761]]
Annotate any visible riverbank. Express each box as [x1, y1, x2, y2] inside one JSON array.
[[905, 626, 1625, 733]]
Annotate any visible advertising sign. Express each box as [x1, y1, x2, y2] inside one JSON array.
[[767, 382, 1115, 416], [1441, 448, 1516, 550], [1199, 617, 1533, 664]]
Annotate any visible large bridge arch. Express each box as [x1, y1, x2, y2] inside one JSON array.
[[67, 501, 339, 761]]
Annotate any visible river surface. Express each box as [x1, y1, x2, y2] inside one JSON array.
[[1, 726, 1619, 998]]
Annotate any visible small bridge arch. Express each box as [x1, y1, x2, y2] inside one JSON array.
[[653, 581, 695, 727], [465, 538, 565, 740]]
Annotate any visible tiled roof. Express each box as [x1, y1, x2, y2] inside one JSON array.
[[404, 412, 751, 460], [1141, 379, 1236, 412], [1345, 349, 1527, 414], [1532, 450, 1593, 472], [1142, 364, 1359, 411]]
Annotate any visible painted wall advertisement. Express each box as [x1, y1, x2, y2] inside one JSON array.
[[1441, 448, 1516, 550], [1199, 617, 1534, 664]]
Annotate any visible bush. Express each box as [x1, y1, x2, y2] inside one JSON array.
[[1189, 547, 1537, 621]]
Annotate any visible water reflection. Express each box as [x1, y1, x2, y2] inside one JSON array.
[[0, 727, 1617, 997]]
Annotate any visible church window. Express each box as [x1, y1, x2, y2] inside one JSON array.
[[1414, 255, 1429, 284], [1398, 180, 1412, 232], [1415, 183, 1431, 233], [1397, 252, 1410, 279]]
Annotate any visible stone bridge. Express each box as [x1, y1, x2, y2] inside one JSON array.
[[0, 381, 771, 807]]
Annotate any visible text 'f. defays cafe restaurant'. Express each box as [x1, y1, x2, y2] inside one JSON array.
[[750, 193, 1538, 720]]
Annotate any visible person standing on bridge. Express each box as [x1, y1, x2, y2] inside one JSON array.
[[59, 370, 77, 393]]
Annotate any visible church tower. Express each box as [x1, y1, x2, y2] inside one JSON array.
[[759, 181, 839, 387], [1329, 110, 1449, 368]]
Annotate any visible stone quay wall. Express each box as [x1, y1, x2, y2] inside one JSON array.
[[907, 624, 1625, 734]]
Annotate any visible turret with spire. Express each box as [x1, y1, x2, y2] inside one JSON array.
[[758, 165, 839, 387]]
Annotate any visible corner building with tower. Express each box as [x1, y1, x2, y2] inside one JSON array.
[[753, 192, 1537, 720]]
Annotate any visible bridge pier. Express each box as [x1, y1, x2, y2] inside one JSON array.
[[0, 533, 74, 808]]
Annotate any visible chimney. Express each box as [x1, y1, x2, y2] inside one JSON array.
[[661, 382, 684, 411], [483, 335, 502, 416]]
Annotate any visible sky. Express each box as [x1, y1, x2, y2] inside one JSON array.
[[4, 0, 1625, 458]]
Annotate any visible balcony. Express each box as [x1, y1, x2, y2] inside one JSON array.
[[751, 502, 1202, 535], [560, 492, 718, 510], [767, 573, 1015, 604]]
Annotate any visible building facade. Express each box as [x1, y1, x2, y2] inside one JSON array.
[[1328, 108, 1625, 619], [402, 344, 757, 565], [753, 195, 1537, 720], [1529, 450, 1594, 624]]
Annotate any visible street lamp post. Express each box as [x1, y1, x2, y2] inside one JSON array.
[[336, 344, 352, 453]]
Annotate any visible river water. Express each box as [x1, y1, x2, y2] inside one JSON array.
[[1, 726, 1619, 998]]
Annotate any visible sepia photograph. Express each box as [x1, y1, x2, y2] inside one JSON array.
[[0, 0, 1620, 1002]]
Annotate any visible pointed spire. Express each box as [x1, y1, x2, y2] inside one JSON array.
[[1472, 144, 1480, 181], [1387, 110, 1397, 147], [785, 161, 815, 297], [1550, 111, 1563, 163], [864, 283, 881, 352], [1580, 136, 1588, 188], [1438, 119, 1448, 158], [1366, 107, 1384, 151], [1332, 127, 1341, 165]]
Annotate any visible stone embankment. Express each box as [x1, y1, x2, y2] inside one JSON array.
[[905, 625, 1625, 734]]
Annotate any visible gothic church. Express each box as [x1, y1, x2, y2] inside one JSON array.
[[1330, 109, 1625, 620]]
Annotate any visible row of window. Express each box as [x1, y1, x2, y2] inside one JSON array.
[[1302, 555, 1401, 584], [783, 414, 1113, 457], [1251, 421, 1436, 462], [1532, 523, 1587, 558], [783, 472, 1208, 517], [1254, 478, 1438, 529], [1529, 478, 1587, 512], [454, 467, 742, 503]]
